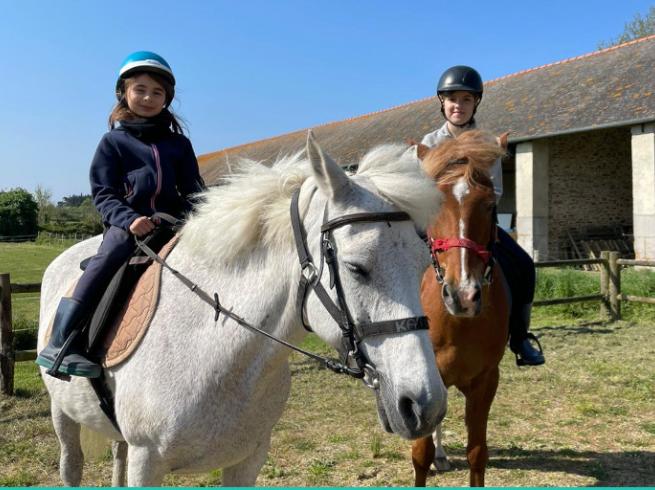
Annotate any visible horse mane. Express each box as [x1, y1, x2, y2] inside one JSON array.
[[179, 144, 441, 263], [421, 130, 506, 190]]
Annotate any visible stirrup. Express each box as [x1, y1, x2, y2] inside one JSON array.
[[45, 329, 80, 380], [514, 333, 545, 367]]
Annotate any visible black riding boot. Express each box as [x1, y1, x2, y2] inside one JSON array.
[[509, 303, 545, 366], [35, 297, 101, 378]]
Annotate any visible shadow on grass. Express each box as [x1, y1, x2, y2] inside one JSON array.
[[535, 320, 615, 335], [442, 446, 655, 486]]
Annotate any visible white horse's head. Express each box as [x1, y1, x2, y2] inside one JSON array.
[[297, 132, 447, 439], [181, 132, 447, 440]]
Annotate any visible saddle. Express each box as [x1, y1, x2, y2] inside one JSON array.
[[46, 229, 179, 368]]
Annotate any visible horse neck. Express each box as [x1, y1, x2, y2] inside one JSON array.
[[170, 235, 306, 364]]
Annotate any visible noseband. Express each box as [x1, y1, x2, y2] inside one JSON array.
[[429, 234, 495, 285], [291, 189, 429, 389]]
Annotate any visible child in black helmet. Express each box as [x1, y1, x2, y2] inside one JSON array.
[[36, 51, 206, 378], [422, 65, 545, 367]]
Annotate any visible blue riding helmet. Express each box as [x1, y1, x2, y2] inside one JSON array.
[[116, 51, 176, 101]]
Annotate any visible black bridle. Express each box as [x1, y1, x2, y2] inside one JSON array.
[[290, 188, 429, 388]]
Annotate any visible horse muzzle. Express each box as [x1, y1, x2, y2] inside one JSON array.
[[442, 281, 482, 317], [374, 373, 447, 440]]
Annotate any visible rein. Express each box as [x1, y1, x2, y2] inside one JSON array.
[[134, 237, 368, 382], [134, 189, 429, 390]]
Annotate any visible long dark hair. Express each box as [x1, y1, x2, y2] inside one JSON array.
[[109, 71, 185, 134]]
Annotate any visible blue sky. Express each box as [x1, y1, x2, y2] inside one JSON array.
[[1, 0, 653, 203]]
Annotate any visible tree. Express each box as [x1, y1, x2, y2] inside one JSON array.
[[34, 185, 55, 225], [598, 6, 655, 49], [0, 188, 38, 236], [78, 196, 104, 234], [57, 193, 93, 208]]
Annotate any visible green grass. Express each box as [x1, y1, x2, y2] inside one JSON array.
[[2, 319, 655, 486], [533, 266, 655, 324], [0, 241, 70, 348]]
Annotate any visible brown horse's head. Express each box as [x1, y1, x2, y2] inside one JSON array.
[[419, 130, 507, 317]]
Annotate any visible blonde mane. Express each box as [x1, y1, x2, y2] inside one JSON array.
[[422, 130, 506, 190], [179, 144, 441, 263]]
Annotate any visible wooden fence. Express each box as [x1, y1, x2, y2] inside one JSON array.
[[1, 251, 654, 396]]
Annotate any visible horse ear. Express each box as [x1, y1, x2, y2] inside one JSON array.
[[497, 132, 510, 151], [306, 130, 350, 199], [405, 138, 430, 161], [416, 143, 431, 161]]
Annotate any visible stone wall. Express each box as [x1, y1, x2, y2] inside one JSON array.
[[547, 127, 632, 257]]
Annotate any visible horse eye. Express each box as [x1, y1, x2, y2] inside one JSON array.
[[344, 262, 369, 278]]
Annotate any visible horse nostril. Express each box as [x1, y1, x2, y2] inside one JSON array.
[[442, 284, 452, 299], [398, 396, 420, 431], [471, 287, 481, 303]]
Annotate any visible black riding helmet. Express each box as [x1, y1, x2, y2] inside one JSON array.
[[436, 65, 484, 126]]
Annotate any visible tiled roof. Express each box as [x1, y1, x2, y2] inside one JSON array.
[[199, 35, 655, 184]]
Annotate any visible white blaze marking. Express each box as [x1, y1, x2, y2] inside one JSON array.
[[453, 178, 469, 281]]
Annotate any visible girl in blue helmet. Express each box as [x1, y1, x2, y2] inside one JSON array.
[[36, 51, 206, 378], [422, 65, 545, 367]]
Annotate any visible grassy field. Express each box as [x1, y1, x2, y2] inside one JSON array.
[[1, 242, 654, 486], [0, 242, 70, 342]]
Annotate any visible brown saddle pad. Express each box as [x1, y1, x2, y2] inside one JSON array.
[[46, 235, 179, 368]]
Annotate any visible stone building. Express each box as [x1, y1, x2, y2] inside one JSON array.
[[198, 35, 655, 260]]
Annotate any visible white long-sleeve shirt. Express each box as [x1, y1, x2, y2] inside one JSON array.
[[421, 122, 503, 204]]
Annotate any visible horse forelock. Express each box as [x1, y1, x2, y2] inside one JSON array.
[[179, 143, 442, 262], [355, 143, 443, 231], [422, 130, 505, 192]]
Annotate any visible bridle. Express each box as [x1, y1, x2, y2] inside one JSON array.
[[291, 188, 429, 389], [429, 226, 496, 286]]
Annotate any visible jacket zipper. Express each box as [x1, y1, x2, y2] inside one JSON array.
[[150, 144, 162, 213]]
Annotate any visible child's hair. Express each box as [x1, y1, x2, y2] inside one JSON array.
[[109, 71, 185, 134]]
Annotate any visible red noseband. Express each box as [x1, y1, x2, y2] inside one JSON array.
[[430, 237, 492, 265]]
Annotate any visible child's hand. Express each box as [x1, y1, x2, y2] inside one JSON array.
[[129, 216, 156, 237]]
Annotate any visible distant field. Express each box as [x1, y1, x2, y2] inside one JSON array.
[[0, 242, 69, 333]]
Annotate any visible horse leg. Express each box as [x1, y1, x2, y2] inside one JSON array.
[[126, 445, 167, 486], [432, 421, 451, 472], [111, 440, 128, 487], [222, 438, 271, 487], [411, 436, 434, 486], [50, 403, 84, 486], [461, 367, 500, 487]]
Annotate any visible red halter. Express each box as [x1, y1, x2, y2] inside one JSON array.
[[429, 236, 495, 285], [430, 237, 492, 265]]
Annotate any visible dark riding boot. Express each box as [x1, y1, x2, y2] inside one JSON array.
[[509, 303, 545, 366], [35, 297, 101, 378]]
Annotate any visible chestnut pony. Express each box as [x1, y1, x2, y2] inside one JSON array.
[[412, 130, 510, 487]]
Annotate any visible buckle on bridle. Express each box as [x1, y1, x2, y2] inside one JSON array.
[[301, 262, 319, 284]]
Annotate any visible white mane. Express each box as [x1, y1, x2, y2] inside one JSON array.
[[179, 144, 441, 263]]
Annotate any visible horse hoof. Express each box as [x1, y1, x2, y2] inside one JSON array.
[[433, 456, 451, 472]]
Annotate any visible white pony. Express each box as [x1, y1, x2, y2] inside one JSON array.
[[38, 134, 447, 486]]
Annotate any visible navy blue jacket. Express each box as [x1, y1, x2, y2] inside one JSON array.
[[90, 127, 205, 230]]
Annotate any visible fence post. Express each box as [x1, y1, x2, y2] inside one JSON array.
[[600, 251, 610, 319], [608, 251, 621, 321], [0, 273, 14, 396]]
